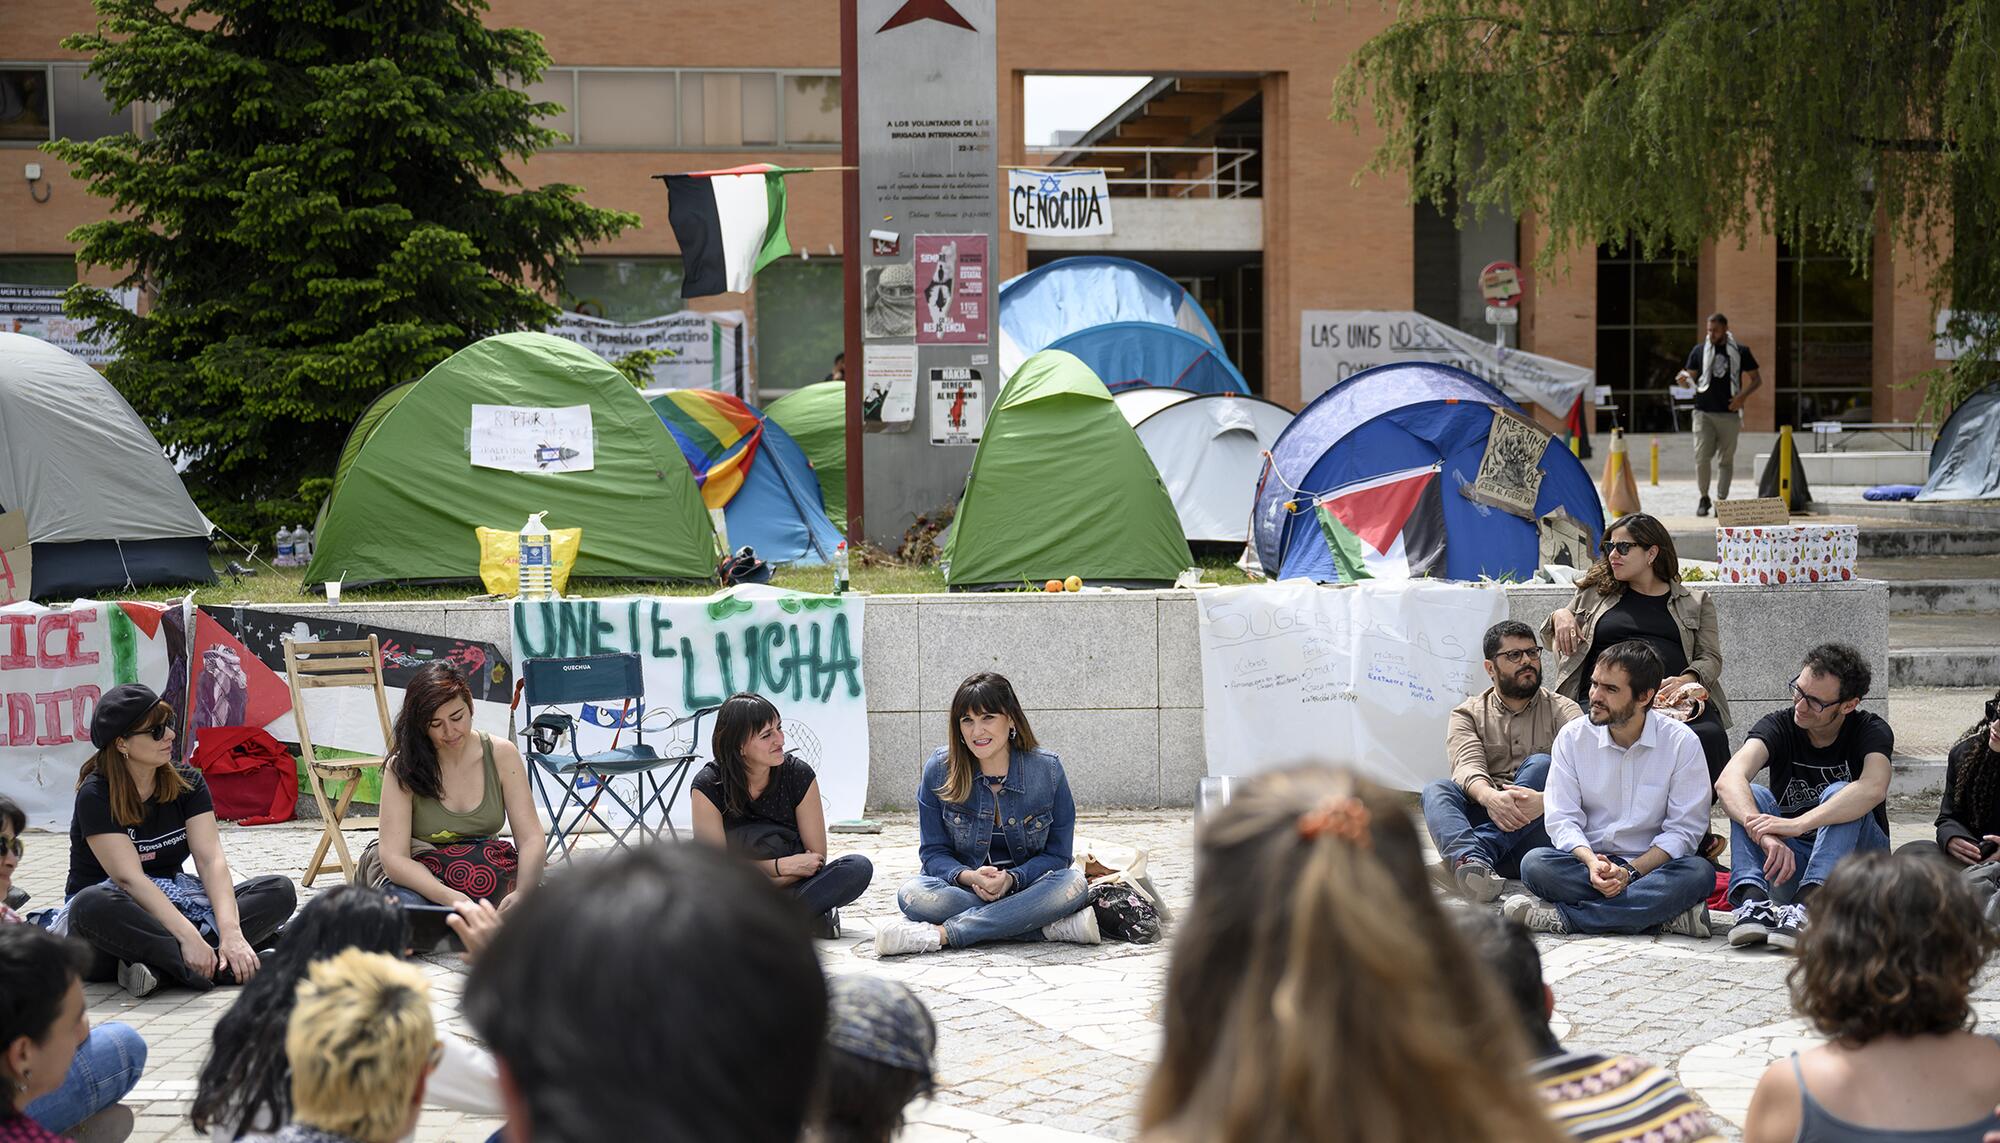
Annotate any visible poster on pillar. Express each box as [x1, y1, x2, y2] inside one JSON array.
[[508, 586, 868, 830], [1194, 580, 1505, 791], [856, 0, 997, 538], [1, 601, 186, 830], [863, 343, 917, 431], [1298, 310, 1592, 417]]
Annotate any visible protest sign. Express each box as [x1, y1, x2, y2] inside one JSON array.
[[1007, 169, 1114, 237], [1299, 310, 1592, 416], [469, 405, 596, 473], [547, 309, 751, 397], [0, 284, 140, 365]]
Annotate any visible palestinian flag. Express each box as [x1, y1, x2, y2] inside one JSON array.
[[659, 163, 808, 298], [1315, 465, 1448, 581]]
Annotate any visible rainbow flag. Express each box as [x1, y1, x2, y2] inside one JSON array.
[[650, 390, 765, 509]]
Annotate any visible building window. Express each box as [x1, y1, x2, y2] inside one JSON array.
[[528, 68, 835, 151], [0, 256, 78, 287], [1411, 189, 1521, 339], [754, 257, 844, 403], [1596, 242, 1698, 432], [560, 257, 685, 322], [0, 64, 126, 144], [1776, 240, 1873, 424]]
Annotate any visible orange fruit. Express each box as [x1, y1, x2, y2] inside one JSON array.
[[1044, 579, 1063, 592]]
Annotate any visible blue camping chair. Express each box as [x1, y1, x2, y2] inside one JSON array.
[[518, 653, 717, 859]]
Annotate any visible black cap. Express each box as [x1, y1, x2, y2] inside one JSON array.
[[90, 684, 163, 750]]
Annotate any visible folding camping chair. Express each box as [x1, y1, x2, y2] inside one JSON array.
[[284, 635, 395, 887], [518, 653, 717, 860]]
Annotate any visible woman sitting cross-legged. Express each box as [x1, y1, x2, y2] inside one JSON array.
[[361, 664, 544, 910], [691, 693, 874, 939], [874, 672, 1098, 957], [64, 685, 296, 998]]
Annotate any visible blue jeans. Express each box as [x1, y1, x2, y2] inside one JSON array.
[[896, 867, 1089, 947], [1519, 849, 1715, 935], [1728, 781, 1889, 904], [1420, 754, 1552, 877], [26, 1022, 146, 1133]]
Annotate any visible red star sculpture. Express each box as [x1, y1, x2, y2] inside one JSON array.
[[877, 0, 976, 33]]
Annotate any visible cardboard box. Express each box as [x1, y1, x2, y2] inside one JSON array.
[[1715, 524, 1858, 585]]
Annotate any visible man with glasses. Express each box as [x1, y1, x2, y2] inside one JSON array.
[[1424, 621, 1584, 901], [1714, 642, 1892, 951]]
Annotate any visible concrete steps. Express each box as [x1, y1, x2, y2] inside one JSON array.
[[1889, 612, 2000, 687]]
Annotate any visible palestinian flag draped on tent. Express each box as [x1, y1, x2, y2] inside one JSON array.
[[658, 163, 808, 297], [1314, 464, 1447, 581]]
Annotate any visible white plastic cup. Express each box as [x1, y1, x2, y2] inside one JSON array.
[[325, 579, 342, 605]]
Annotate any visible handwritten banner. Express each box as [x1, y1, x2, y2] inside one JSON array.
[[510, 586, 868, 825], [1, 601, 183, 830], [469, 405, 596, 473], [1007, 169, 1114, 237], [1299, 309, 1592, 416], [1196, 579, 1505, 790]]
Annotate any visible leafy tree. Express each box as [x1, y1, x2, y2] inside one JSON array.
[[1331, 0, 2000, 418], [49, 0, 638, 538]]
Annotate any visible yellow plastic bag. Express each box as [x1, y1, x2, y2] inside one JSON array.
[[475, 526, 582, 596]]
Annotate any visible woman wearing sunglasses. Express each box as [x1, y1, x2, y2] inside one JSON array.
[[61, 684, 296, 997], [1542, 514, 1732, 795]]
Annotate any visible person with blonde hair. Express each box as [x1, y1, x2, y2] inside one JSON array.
[[1140, 765, 1567, 1143], [239, 950, 438, 1143]]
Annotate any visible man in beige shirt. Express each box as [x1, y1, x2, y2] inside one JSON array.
[[1423, 620, 1585, 901]]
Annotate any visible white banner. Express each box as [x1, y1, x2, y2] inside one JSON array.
[[469, 405, 596, 473], [929, 369, 985, 445], [0, 284, 141, 366], [1300, 310, 1593, 416], [509, 587, 868, 828], [547, 309, 751, 397], [2, 601, 177, 830], [1007, 169, 1114, 236], [1196, 579, 1506, 791]]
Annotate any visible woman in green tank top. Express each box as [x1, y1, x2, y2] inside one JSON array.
[[373, 664, 545, 908]]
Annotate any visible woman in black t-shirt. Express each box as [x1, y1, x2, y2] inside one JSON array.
[[690, 692, 873, 938], [63, 685, 295, 997]]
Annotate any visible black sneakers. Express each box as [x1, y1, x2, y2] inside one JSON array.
[[1728, 898, 1778, 947]]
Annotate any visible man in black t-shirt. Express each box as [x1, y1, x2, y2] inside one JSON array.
[[1674, 313, 1762, 516], [1714, 643, 1890, 951]]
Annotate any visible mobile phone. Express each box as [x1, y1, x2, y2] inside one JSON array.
[[402, 904, 466, 954], [1980, 838, 1999, 861]]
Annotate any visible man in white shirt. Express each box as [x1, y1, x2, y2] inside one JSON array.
[[1503, 640, 1716, 938]]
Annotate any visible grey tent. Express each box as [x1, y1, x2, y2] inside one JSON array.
[[0, 333, 214, 598], [1920, 383, 2000, 501]]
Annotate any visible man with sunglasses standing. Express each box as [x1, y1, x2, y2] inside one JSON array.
[[1423, 621, 1584, 901], [1714, 642, 1891, 951]]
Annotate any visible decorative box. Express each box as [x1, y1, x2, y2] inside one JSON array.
[[1715, 525, 1859, 585]]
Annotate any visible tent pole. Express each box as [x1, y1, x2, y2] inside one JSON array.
[[840, 0, 865, 547]]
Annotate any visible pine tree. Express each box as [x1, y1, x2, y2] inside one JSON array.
[[1331, 0, 2000, 417], [48, 0, 638, 538]]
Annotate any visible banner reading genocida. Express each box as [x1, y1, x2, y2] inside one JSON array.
[[1007, 169, 1114, 237]]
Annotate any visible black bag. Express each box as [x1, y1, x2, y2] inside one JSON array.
[[728, 820, 804, 861], [1089, 881, 1163, 944], [718, 547, 773, 586]]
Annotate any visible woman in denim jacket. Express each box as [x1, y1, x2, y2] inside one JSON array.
[[873, 673, 1100, 956]]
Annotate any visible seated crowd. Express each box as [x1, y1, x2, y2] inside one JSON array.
[[6, 515, 1999, 1140]]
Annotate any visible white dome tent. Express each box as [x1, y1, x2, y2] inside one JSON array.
[[1113, 387, 1294, 545]]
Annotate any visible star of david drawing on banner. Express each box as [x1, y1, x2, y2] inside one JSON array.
[[1038, 174, 1061, 196]]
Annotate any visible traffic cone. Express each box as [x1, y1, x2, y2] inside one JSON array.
[[1599, 427, 1642, 517]]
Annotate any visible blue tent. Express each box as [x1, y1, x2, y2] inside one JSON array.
[[652, 391, 844, 566], [1250, 362, 1604, 583], [997, 256, 1226, 379], [1045, 322, 1250, 395]]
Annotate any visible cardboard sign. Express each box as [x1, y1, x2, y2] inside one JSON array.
[[1715, 497, 1791, 527]]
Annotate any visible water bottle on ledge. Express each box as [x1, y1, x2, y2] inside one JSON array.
[[518, 512, 554, 600], [833, 541, 850, 594]]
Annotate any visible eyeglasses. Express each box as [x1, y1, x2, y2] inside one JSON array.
[[1790, 680, 1842, 713], [132, 723, 173, 742], [1987, 698, 2000, 723], [1493, 647, 1544, 666], [0, 836, 19, 859], [1600, 540, 1645, 557]]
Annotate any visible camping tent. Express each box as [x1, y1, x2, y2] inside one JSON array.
[[997, 256, 1226, 379], [1046, 322, 1250, 395], [1920, 383, 2000, 501], [652, 389, 843, 566], [762, 381, 846, 524], [1250, 362, 1604, 583], [943, 351, 1192, 588], [1115, 389, 1294, 544], [0, 332, 214, 599], [306, 332, 715, 587]]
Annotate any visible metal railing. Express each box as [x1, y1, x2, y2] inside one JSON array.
[[1021, 144, 1260, 200]]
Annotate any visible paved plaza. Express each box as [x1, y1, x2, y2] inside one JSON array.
[[17, 803, 1992, 1142]]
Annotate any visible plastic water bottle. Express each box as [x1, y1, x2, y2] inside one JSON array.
[[517, 511, 554, 600], [274, 526, 295, 567], [293, 524, 313, 566], [833, 541, 850, 594]]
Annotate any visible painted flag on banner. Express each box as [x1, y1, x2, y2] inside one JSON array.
[[660, 163, 808, 298], [1315, 465, 1447, 581]]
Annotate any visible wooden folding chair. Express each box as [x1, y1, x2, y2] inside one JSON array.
[[284, 635, 395, 886]]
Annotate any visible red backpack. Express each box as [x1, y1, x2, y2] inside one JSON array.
[[190, 727, 300, 826]]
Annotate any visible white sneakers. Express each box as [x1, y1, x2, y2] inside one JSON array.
[[117, 960, 160, 998], [1502, 893, 1570, 935], [1659, 900, 1713, 939], [872, 920, 944, 957], [1041, 907, 1102, 945]]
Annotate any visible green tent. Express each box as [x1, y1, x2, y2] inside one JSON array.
[[762, 381, 846, 524], [943, 350, 1193, 589], [306, 332, 716, 587]]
